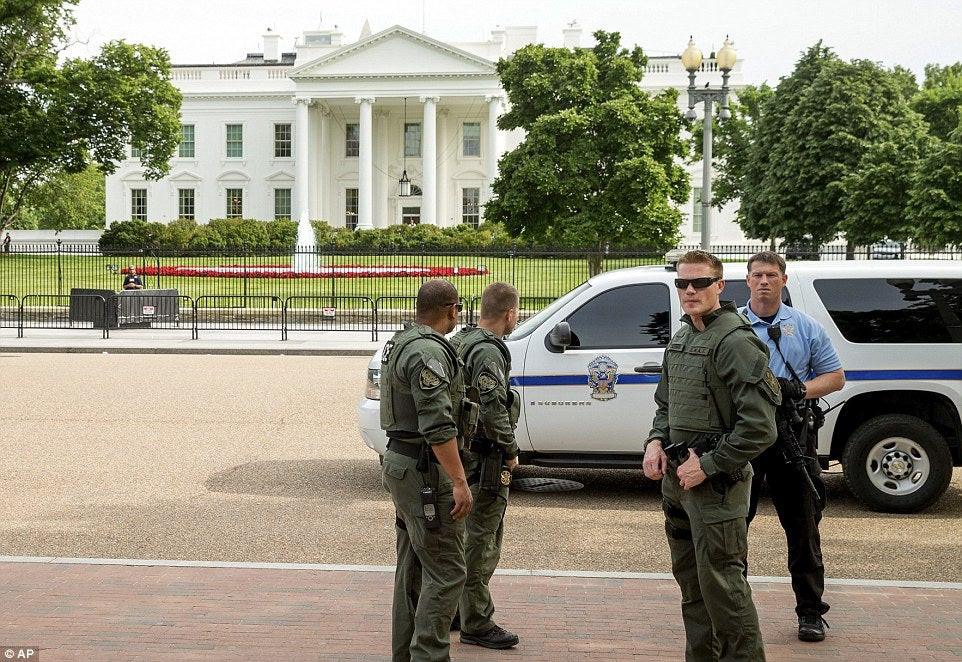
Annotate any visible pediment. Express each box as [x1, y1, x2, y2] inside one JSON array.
[[216, 170, 251, 182], [170, 170, 202, 182], [290, 25, 496, 80], [266, 170, 294, 182]]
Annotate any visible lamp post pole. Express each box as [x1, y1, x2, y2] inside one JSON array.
[[682, 37, 736, 251]]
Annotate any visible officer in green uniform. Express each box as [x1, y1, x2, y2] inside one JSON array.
[[449, 282, 522, 650], [643, 250, 780, 662], [380, 279, 474, 662]]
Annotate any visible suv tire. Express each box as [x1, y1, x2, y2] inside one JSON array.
[[842, 414, 952, 513]]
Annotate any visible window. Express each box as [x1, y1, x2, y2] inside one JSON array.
[[179, 124, 195, 158], [226, 124, 243, 158], [274, 188, 291, 220], [130, 146, 142, 159], [130, 189, 147, 220], [345, 123, 359, 157], [345, 188, 358, 230], [402, 206, 420, 225], [404, 123, 421, 157], [462, 122, 481, 157], [565, 284, 672, 348], [178, 188, 195, 220], [226, 188, 243, 218], [274, 123, 292, 158], [814, 278, 962, 344], [462, 187, 480, 228], [724, 281, 791, 309], [693, 187, 703, 233]]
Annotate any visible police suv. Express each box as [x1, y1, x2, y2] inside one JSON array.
[[358, 260, 962, 514]]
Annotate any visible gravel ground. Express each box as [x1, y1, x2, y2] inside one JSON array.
[[1, 352, 960, 582]]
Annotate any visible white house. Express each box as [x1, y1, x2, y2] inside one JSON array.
[[105, 23, 749, 244]]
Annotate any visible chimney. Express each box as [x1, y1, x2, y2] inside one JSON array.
[[263, 28, 281, 62], [563, 21, 581, 49]]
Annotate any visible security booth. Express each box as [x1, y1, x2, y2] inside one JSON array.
[[69, 288, 180, 328]]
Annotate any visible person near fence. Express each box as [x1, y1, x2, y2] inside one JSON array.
[[449, 282, 521, 650], [380, 278, 474, 662], [122, 266, 144, 290], [741, 251, 845, 643], [643, 249, 780, 661], [2, 232, 10, 253]]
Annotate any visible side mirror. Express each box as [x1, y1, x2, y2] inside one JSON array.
[[546, 321, 572, 353]]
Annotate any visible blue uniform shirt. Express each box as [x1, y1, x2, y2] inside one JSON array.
[[740, 303, 842, 380]]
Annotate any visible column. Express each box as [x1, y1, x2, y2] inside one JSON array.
[[355, 96, 375, 230], [485, 95, 503, 200], [294, 97, 311, 222], [437, 108, 449, 226], [318, 104, 331, 224], [420, 96, 438, 226]]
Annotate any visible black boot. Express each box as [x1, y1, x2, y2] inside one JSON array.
[[460, 624, 519, 649], [798, 613, 828, 642]]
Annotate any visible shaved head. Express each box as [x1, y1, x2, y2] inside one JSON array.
[[416, 279, 459, 318]]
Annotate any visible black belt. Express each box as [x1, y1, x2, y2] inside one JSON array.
[[387, 438, 440, 463]]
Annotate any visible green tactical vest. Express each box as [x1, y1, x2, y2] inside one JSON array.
[[380, 323, 466, 441], [451, 326, 521, 428], [665, 306, 750, 435]]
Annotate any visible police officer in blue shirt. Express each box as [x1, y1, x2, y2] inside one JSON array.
[[741, 251, 845, 643]]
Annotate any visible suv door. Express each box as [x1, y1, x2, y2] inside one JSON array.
[[521, 283, 672, 455]]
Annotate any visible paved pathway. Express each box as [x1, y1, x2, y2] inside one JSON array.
[[3, 557, 962, 661]]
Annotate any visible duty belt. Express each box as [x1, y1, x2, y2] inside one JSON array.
[[387, 438, 440, 463]]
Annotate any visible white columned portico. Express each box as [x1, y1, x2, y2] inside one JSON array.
[[355, 96, 375, 230], [485, 95, 503, 199], [374, 109, 389, 228], [294, 97, 311, 222], [437, 108, 449, 226], [420, 96, 438, 226]]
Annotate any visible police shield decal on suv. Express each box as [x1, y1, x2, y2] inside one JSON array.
[[358, 261, 962, 513]]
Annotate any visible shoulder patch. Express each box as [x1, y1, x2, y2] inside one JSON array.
[[425, 357, 447, 381], [760, 367, 781, 405], [420, 367, 443, 390], [478, 370, 501, 394]]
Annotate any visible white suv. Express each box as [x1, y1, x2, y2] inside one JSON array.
[[358, 260, 962, 513]]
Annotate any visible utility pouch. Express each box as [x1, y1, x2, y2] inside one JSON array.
[[479, 453, 502, 491], [420, 486, 441, 530], [460, 385, 481, 440], [506, 387, 521, 427]]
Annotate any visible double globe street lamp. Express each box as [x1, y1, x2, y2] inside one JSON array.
[[681, 36, 737, 250]]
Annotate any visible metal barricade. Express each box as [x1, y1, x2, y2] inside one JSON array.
[[282, 296, 375, 341], [23, 293, 108, 339], [0, 294, 19, 330], [193, 295, 282, 339]]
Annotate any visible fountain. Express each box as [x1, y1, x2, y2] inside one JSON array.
[[293, 212, 320, 273]]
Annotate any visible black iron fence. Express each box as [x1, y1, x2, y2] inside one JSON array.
[[1, 242, 959, 340]]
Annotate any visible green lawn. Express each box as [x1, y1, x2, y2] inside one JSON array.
[[0, 251, 664, 309]]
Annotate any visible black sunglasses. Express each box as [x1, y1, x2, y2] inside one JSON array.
[[674, 276, 721, 289], [444, 302, 464, 311]]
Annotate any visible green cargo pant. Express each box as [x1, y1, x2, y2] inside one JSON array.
[[458, 451, 510, 635], [382, 449, 467, 662], [662, 464, 765, 662]]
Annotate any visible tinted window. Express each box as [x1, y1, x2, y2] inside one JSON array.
[[566, 284, 671, 349], [814, 278, 962, 343], [722, 280, 791, 308]]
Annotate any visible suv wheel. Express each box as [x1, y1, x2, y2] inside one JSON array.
[[842, 414, 952, 513]]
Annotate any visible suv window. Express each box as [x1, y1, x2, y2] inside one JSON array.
[[566, 284, 671, 349], [814, 278, 962, 343]]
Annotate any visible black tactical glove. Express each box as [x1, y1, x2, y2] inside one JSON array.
[[777, 376, 806, 401]]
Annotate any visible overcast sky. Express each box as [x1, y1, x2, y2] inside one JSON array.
[[66, 0, 961, 85]]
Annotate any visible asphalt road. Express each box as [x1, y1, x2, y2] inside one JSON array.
[[2, 353, 960, 582]]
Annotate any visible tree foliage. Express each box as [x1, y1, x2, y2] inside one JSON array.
[[0, 0, 181, 232], [15, 163, 105, 229], [714, 43, 937, 246], [911, 63, 962, 141], [906, 125, 962, 245], [486, 31, 690, 272]]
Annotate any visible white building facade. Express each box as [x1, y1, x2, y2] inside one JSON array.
[[106, 23, 749, 244]]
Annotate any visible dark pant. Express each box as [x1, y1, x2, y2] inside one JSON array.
[[746, 444, 828, 617]]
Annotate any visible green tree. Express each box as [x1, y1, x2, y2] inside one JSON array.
[[905, 125, 962, 246], [0, 0, 181, 232], [911, 63, 962, 141], [17, 164, 106, 229], [486, 31, 690, 274], [715, 43, 923, 246]]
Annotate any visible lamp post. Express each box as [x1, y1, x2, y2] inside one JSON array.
[[682, 36, 736, 250]]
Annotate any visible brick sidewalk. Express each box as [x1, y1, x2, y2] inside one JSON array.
[[2, 560, 961, 661]]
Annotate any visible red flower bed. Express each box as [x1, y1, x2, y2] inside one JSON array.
[[131, 264, 489, 279]]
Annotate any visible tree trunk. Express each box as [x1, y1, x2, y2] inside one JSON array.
[[588, 242, 604, 277]]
